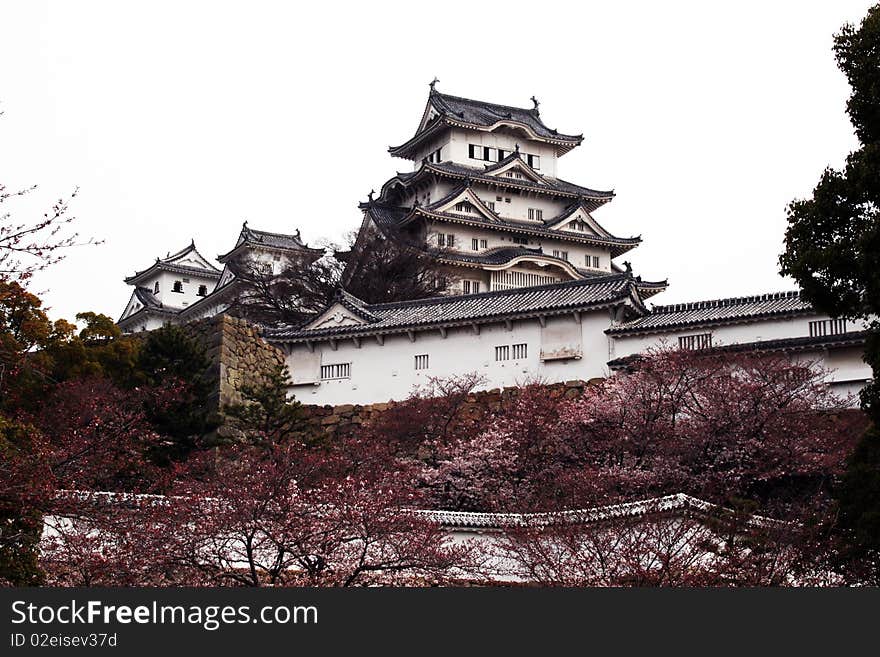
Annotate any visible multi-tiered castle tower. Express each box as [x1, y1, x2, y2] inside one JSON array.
[[346, 84, 652, 296]]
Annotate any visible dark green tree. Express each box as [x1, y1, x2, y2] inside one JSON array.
[[136, 324, 217, 459], [223, 364, 312, 446], [779, 4, 880, 582], [0, 416, 52, 585]]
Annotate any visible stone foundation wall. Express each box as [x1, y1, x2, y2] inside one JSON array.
[[297, 378, 603, 442], [182, 315, 285, 410]]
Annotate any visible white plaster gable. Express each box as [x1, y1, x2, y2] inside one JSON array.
[[164, 245, 217, 272], [484, 159, 546, 186], [119, 290, 144, 321], [545, 206, 612, 238], [305, 302, 369, 330], [435, 188, 499, 221]]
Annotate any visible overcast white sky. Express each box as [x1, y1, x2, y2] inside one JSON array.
[[0, 0, 874, 321]]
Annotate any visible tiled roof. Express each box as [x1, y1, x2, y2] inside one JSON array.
[[382, 161, 614, 210], [361, 201, 640, 257], [390, 90, 584, 158], [607, 291, 814, 335], [218, 223, 322, 262], [133, 286, 162, 309], [607, 330, 870, 370], [125, 242, 221, 284], [412, 493, 776, 530], [430, 91, 581, 141], [266, 274, 647, 342]]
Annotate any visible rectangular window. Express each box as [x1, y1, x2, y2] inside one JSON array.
[[414, 354, 429, 370], [447, 234, 455, 247], [505, 197, 511, 203], [472, 238, 480, 251], [678, 333, 713, 350], [512, 343, 528, 360], [487, 201, 495, 211], [512, 236, 528, 245], [527, 154, 540, 170], [469, 144, 477, 159], [495, 345, 510, 361], [486, 147, 496, 161], [320, 363, 351, 380], [496, 196, 503, 202], [592, 255, 600, 268], [462, 280, 471, 294], [437, 233, 446, 247], [473, 281, 481, 293], [553, 250, 569, 261], [480, 239, 488, 249], [528, 208, 535, 220], [809, 319, 848, 337]]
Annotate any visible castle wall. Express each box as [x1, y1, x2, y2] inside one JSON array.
[[283, 309, 615, 406]]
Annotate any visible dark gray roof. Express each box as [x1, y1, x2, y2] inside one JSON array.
[[124, 242, 221, 284], [218, 223, 323, 262], [361, 197, 639, 257], [266, 274, 647, 342], [607, 331, 869, 369], [430, 92, 581, 141], [607, 291, 814, 335], [382, 160, 614, 210], [390, 90, 583, 158], [133, 286, 162, 309]]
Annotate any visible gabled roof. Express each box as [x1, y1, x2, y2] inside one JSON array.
[[481, 150, 548, 185], [117, 287, 177, 327], [380, 160, 615, 211], [133, 286, 162, 309], [389, 89, 583, 159], [543, 201, 615, 237], [124, 241, 221, 285], [607, 291, 815, 335], [218, 222, 323, 263], [266, 273, 659, 343], [361, 195, 641, 257]]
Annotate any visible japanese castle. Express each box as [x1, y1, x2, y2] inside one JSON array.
[[118, 84, 871, 406]]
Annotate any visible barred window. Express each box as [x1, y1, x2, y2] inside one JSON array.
[[678, 333, 713, 350], [528, 208, 544, 221], [495, 345, 510, 361], [512, 343, 528, 359], [414, 354, 429, 370], [437, 233, 446, 247], [320, 363, 351, 380], [472, 238, 479, 251], [809, 319, 848, 337], [480, 239, 488, 249], [592, 255, 600, 268]]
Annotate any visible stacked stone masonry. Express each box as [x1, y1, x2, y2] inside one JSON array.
[[296, 378, 604, 442]]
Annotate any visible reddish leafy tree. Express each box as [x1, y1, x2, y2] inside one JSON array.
[[30, 378, 175, 493], [42, 444, 472, 587]]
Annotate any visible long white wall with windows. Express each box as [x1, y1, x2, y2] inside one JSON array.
[[284, 312, 613, 406]]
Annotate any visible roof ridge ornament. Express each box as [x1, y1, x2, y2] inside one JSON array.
[[530, 95, 540, 112], [429, 77, 439, 91], [367, 189, 374, 201]]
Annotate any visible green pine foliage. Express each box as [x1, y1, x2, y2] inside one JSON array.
[[779, 4, 880, 581]]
